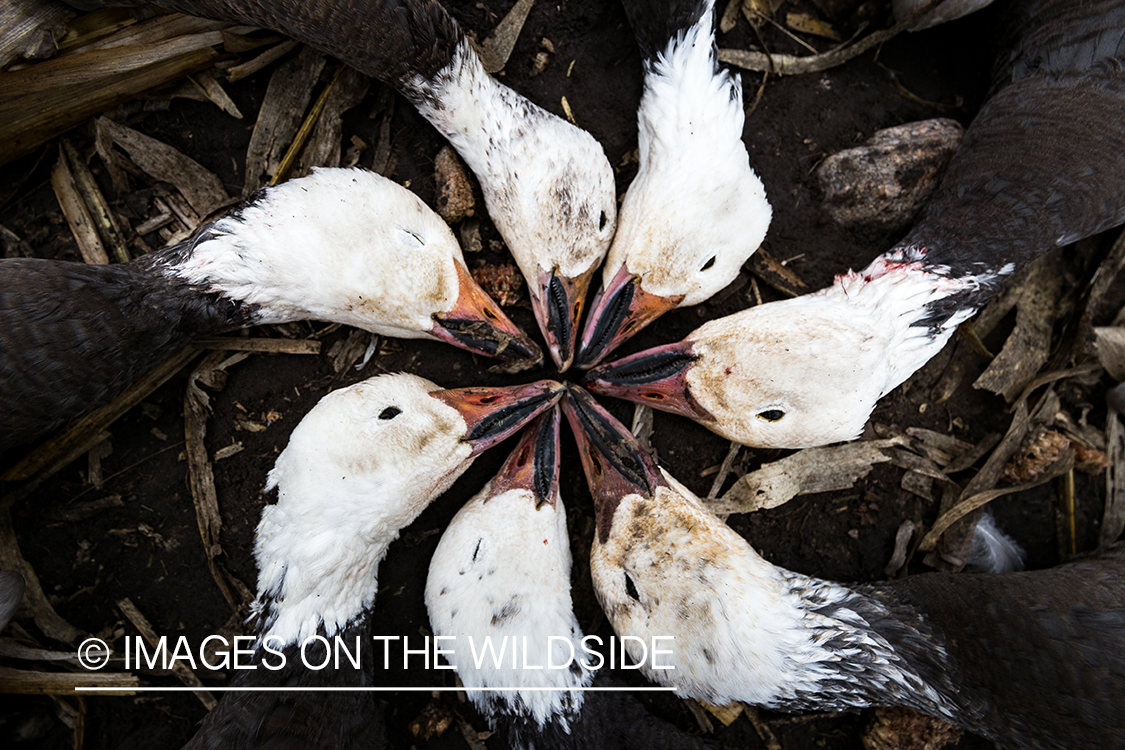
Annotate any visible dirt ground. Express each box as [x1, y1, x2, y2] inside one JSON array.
[[1, 1, 1117, 748]]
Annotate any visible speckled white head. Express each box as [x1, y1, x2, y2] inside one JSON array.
[[413, 42, 617, 367], [592, 472, 950, 714], [426, 483, 590, 730], [602, 6, 770, 307], [253, 373, 472, 646], [252, 373, 562, 646], [592, 472, 824, 707], [169, 168, 491, 340]]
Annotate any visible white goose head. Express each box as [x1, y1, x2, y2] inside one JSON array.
[[253, 373, 563, 647], [426, 407, 592, 733], [168, 167, 540, 364], [577, 3, 771, 367], [413, 43, 617, 371], [586, 257, 975, 448]]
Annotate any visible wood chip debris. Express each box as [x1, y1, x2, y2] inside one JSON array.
[[718, 0, 945, 76], [0, 25, 224, 165], [0, 0, 76, 68], [706, 437, 907, 515], [51, 147, 110, 265], [244, 45, 325, 194], [185, 351, 254, 612], [293, 65, 369, 177], [863, 706, 963, 750], [470, 263, 523, 307], [96, 117, 228, 218], [195, 337, 321, 354], [0, 505, 84, 645], [479, 0, 535, 73], [786, 12, 841, 41], [1103, 403, 1125, 547], [972, 250, 1067, 402]]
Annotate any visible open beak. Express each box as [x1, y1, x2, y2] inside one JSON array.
[[431, 380, 564, 455], [430, 261, 543, 366], [575, 265, 683, 368], [487, 406, 561, 509], [562, 385, 668, 542], [529, 266, 597, 373], [583, 340, 714, 422]]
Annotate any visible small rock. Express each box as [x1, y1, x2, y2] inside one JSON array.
[[434, 145, 475, 223], [863, 706, 963, 750], [817, 118, 964, 231], [471, 263, 524, 307], [459, 217, 483, 253], [531, 50, 550, 76]]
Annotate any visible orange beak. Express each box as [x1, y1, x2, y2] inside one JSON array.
[[431, 261, 542, 366], [576, 264, 682, 368], [430, 379, 564, 455], [486, 406, 561, 509], [529, 265, 598, 373]]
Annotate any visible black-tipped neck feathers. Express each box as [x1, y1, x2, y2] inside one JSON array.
[[620, 0, 713, 64]]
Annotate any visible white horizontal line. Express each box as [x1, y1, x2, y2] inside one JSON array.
[[75, 686, 677, 693]]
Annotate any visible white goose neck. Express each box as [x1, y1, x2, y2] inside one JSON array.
[[817, 246, 984, 394]]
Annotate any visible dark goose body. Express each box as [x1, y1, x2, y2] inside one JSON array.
[[183, 622, 386, 750], [585, 0, 1125, 450], [845, 546, 1125, 750], [1, 244, 251, 451], [912, 0, 1125, 325]]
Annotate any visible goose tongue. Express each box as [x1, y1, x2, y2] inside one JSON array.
[[430, 261, 543, 366], [530, 266, 597, 373], [562, 385, 668, 541], [486, 406, 561, 509], [431, 380, 563, 455], [575, 264, 682, 368], [582, 340, 714, 422]]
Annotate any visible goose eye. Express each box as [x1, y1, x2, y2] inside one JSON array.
[[379, 407, 401, 420], [599, 210, 608, 231], [757, 409, 785, 422], [624, 572, 640, 601], [700, 256, 716, 271]]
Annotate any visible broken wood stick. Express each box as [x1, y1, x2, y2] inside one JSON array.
[[195, 337, 321, 354], [117, 598, 215, 709], [0, 665, 138, 696], [718, 0, 946, 76], [708, 437, 908, 515]]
